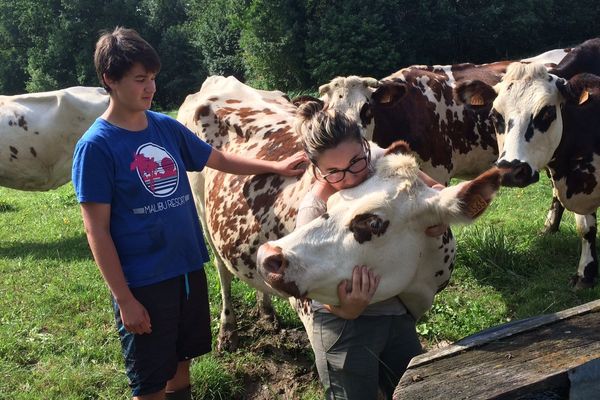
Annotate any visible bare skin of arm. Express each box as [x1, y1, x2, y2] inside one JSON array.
[[206, 148, 307, 176], [80, 202, 152, 335]]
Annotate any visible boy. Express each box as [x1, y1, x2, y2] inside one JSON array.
[[72, 27, 305, 400]]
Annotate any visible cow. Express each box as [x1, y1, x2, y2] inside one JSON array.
[[256, 153, 502, 317], [453, 62, 600, 289], [0, 86, 109, 191], [317, 51, 570, 234], [177, 76, 317, 350]]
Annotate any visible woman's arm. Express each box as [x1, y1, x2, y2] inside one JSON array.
[[206, 148, 307, 176], [80, 202, 151, 335]]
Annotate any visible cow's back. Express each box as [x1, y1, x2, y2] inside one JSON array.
[[178, 76, 313, 292], [0, 86, 109, 190]]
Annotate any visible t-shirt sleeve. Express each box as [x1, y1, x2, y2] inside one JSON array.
[[72, 140, 114, 204], [171, 118, 213, 172], [295, 191, 327, 228]]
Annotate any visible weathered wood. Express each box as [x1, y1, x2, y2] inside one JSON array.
[[394, 300, 600, 399]]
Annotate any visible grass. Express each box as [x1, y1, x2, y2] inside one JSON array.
[[1, 173, 599, 399]]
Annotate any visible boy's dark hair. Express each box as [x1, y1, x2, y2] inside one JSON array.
[[94, 27, 161, 92]]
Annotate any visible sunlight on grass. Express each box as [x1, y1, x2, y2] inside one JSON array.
[[1, 173, 599, 398]]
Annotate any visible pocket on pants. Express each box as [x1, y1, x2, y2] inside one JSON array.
[[315, 312, 348, 353]]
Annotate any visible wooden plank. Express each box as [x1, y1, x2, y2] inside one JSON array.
[[394, 304, 600, 400], [408, 299, 600, 369]]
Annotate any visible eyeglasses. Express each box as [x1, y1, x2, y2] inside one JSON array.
[[313, 143, 371, 184]]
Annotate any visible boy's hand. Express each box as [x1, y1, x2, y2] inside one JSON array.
[[119, 297, 152, 335], [324, 265, 380, 319], [273, 151, 308, 176]]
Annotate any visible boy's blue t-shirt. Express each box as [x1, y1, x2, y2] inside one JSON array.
[[72, 110, 212, 288]]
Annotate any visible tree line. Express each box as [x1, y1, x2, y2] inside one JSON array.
[[1, 0, 599, 109]]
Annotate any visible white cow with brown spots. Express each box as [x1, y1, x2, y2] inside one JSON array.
[[257, 153, 502, 318], [0, 86, 109, 190]]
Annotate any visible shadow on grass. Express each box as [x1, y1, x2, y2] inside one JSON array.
[[0, 234, 91, 262], [0, 201, 18, 212]]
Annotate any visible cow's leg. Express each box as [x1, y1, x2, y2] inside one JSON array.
[[256, 290, 276, 324], [572, 212, 598, 289], [543, 189, 565, 234], [216, 257, 239, 352]]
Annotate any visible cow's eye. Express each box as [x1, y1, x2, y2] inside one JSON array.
[[369, 219, 381, 231], [490, 109, 505, 133], [533, 105, 557, 132], [359, 103, 373, 127]]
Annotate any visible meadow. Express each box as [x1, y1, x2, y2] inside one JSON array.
[[1, 171, 599, 399]]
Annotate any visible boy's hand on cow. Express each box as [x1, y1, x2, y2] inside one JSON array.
[[273, 151, 308, 176], [324, 265, 381, 320], [118, 297, 152, 335]]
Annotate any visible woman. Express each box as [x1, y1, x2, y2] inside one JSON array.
[[294, 101, 445, 400]]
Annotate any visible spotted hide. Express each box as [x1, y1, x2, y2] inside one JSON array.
[[0, 86, 108, 190], [455, 62, 600, 288], [319, 49, 569, 233], [177, 76, 319, 350], [257, 153, 502, 319]]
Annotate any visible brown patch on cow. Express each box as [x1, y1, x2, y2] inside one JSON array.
[[349, 213, 390, 244], [226, 99, 242, 104], [9, 146, 18, 155], [30, 147, 37, 157], [193, 105, 211, 123], [208, 96, 219, 102]]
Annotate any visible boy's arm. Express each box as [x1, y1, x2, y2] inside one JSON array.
[[418, 170, 445, 190], [206, 148, 307, 176], [80, 202, 151, 335]]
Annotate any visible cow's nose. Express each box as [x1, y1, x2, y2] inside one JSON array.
[[497, 160, 539, 187], [257, 243, 287, 275]]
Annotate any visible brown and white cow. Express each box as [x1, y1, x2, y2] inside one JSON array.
[[454, 62, 600, 288], [0, 86, 109, 190], [318, 50, 570, 232], [256, 153, 502, 317], [177, 76, 463, 350], [177, 76, 316, 350]]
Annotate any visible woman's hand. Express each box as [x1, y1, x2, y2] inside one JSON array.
[[324, 265, 381, 320], [273, 151, 308, 176]]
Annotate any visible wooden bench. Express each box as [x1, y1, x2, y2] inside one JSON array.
[[394, 300, 600, 399]]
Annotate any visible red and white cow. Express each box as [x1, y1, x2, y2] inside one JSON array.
[[318, 49, 570, 232], [454, 62, 600, 288], [256, 154, 502, 314], [177, 76, 316, 350], [0, 86, 109, 190]]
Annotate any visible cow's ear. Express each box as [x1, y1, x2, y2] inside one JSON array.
[[318, 82, 331, 96], [557, 75, 594, 106], [454, 80, 497, 108], [372, 81, 407, 106], [384, 140, 412, 156], [292, 95, 323, 108], [455, 167, 502, 219], [349, 213, 390, 244], [362, 77, 380, 89]]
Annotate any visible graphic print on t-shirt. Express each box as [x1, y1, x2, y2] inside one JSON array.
[[130, 143, 179, 197]]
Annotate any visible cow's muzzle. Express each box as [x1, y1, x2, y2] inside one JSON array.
[[497, 159, 539, 187], [257, 243, 303, 298]]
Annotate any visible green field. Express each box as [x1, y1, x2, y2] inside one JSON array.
[[1, 173, 599, 399]]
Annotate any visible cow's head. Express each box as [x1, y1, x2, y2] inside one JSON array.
[[256, 153, 501, 304], [455, 62, 597, 187], [319, 76, 380, 139]]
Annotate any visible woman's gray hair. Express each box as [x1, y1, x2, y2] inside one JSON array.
[[294, 101, 363, 164]]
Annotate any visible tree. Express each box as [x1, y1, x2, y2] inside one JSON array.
[[240, 0, 310, 90]]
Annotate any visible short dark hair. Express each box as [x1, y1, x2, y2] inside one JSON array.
[[94, 27, 161, 92]]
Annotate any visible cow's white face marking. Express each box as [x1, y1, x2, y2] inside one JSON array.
[[493, 63, 564, 174]]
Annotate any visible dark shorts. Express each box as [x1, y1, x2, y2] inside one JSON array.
[[113, 269, 212, 396]]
